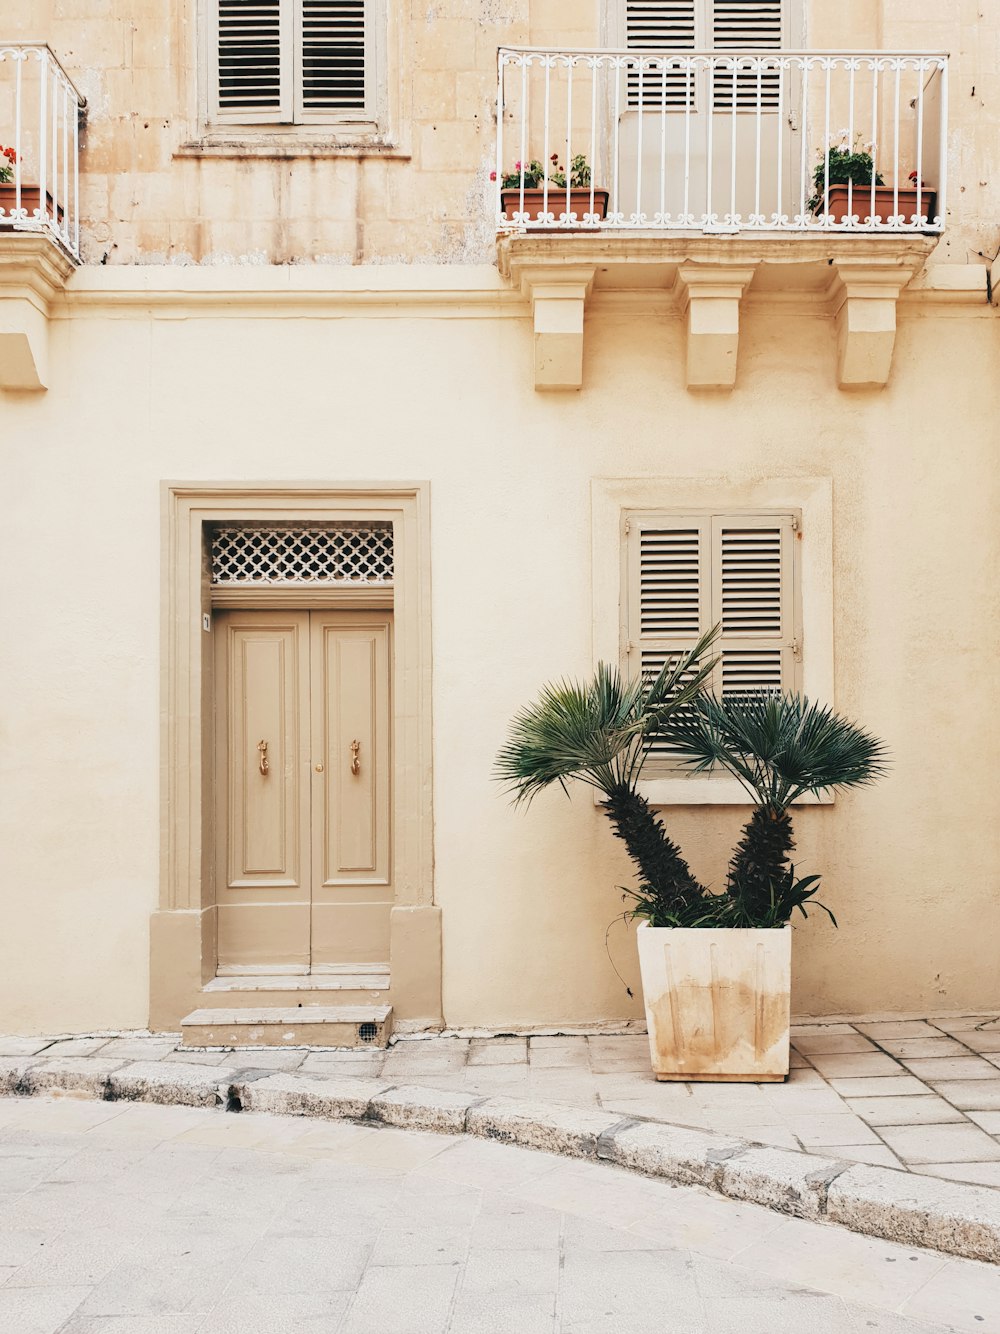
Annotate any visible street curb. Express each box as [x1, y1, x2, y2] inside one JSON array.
[[3, 1056, 999, 1265]]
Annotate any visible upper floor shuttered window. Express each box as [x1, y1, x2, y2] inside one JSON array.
[[624, 0, 785, 110], [212, 0, 372, 124]]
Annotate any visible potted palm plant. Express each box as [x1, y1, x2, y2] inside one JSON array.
[[497, 643, 888, 1082]]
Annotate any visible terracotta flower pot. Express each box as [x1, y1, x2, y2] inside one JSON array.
[[0, 183, 64, 223], [636, 920, 791, 1082], [500, 187, 609, 224], [816, 184, 936, 226]]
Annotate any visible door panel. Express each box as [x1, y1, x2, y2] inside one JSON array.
[[614, 0, 802, 227], [617, 97, 802, 226], [215, 612, 311, 972], [310, 613, 392, 969], [312, 617, 391, 885], [239, 634, 296, 879], [214, 609, 392, 974]]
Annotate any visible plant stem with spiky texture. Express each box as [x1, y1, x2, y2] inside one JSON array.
[[726, 805, 795, 915], [601, 782, 705, 919]]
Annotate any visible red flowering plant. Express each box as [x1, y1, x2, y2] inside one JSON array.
[[0, 145, 17, 185], [549, 154, 592, 189], [490, 158, 547, 189], [490, 152, 593, 190]]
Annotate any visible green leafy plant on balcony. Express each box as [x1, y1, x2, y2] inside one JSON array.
[[491, 153, 593, 190], [808, 132, 884, 211], [492, 158, 547, 189], [548, 154, 592, 189]]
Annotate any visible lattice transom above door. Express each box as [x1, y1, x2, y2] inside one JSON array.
[[210, 525, 394, 585]]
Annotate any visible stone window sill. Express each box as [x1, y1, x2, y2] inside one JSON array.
[[175, 135, 410, 161], [639, 777, 833, 807]]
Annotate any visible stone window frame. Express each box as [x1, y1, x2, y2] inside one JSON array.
[[182, 0, 401, 157], [591, 475, 834, 806]]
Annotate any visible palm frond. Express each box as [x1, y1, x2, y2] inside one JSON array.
[[641, 627, 720, 718], [495, 629, 720, 806], [658, 689, 889, 809]]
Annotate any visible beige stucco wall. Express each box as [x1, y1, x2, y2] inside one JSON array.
[[3, 0, 998, 264], [1, 0, 998, 1032], [1, 267, 998, 1032]]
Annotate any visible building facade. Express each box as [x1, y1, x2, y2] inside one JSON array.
[[1, 0, 998, 1037]]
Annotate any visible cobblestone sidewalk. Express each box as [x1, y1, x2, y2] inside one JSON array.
[[4, 1011, 1000, 1192]]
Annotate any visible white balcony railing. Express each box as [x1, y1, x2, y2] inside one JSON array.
[[496, 48, 948, 234], [0, 44, 84, 261]]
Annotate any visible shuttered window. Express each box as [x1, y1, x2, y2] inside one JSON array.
[[625, 510, 800, 766], [625, 1, 699, 109], [212, 0, 372, 124], [711, 0, 783, 109], [624, 0, 785, 112]]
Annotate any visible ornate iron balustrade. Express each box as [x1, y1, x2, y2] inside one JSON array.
[[0, 43, 85, 261], [495, 48, 948, 234]]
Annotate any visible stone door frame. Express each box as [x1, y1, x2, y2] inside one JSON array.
[[150, 482, 440, 1031]]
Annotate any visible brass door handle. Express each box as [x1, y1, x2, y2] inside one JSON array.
[[257, 740, 269, 776], [350, 739, 361, 776]]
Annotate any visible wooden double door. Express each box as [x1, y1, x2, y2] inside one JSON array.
[[214, 610, 392, 973]]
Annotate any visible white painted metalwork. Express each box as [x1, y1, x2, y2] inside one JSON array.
[[0, 43, 85, 261], [211, 525, 394, 585], [496, 47, 948, 233]]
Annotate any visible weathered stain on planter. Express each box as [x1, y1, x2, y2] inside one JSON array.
[[637, 923, 791, 1082]]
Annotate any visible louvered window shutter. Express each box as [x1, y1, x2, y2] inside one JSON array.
[[624, 0, 699, 110], [216, 0, 293, 123], [297, 0, 368, 116], [213, 0, 369, 124], [627, 510, 799, 769], [627, 515, 711, 764], [710, 0, 784, 110], [711, 514, 796, 694]]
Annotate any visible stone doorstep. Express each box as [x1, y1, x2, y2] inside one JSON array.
[[179, 1005, 394, 1050], [2, 1063, 999, 1267]]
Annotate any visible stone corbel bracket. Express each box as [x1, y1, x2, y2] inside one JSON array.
[[827, 259, 919, 390], [675, 262, 758, 389], [516, 264, 596, 391], [0, 234, 76, 391]]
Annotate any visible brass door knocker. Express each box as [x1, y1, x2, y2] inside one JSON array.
[[350, 739, 361, 776], [257, 739, 269, 775]]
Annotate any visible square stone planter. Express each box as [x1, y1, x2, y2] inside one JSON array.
[[636, 921, 791, 1082]]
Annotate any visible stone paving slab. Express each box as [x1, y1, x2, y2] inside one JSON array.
[[3, 1013, 1000, 1264], [8, 1097, 994, 1334]]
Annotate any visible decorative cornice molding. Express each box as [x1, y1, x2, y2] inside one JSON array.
[[57, 264, 517, 318], [0, 234, 77, 390], [497, 230, 939, 283], [0, 233, 77, 310], [32, 251, 994, 322]]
